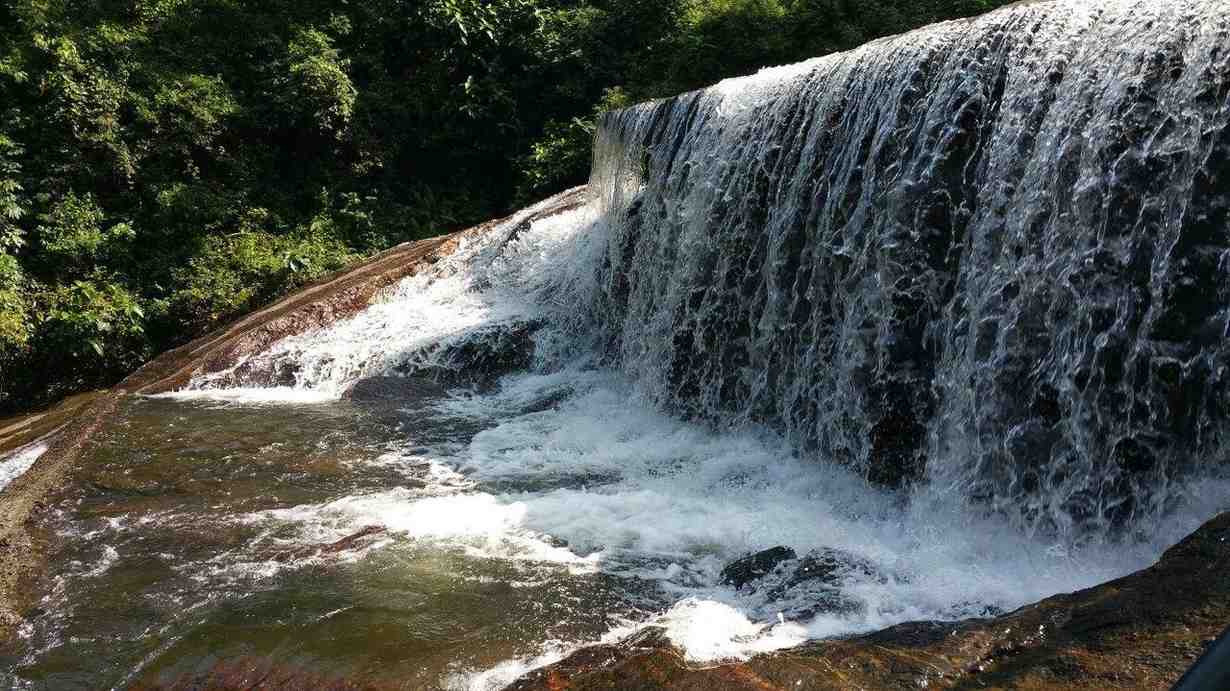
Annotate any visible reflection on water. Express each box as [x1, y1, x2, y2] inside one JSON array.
[[2, 393, 656, 690]]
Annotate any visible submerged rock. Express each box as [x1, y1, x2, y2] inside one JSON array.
[[266, 525, 387, 564], [508, 511, 1230, 690], [342, 376, 448, 402], [722, 546, 892, 621]]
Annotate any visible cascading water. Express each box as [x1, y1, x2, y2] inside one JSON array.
[[7, 0, 1230, 689], [588, 0, 1230, 539]]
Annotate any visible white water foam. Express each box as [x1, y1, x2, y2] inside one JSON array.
[[175, 193, 604, 399], [235, 361, 1230, 672], [0, 440, 50, 492], [263, 487, 598, 568], [173, 190, 1230, 676], [444, 621, 646, 691]]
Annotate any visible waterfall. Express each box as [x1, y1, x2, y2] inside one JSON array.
[[584, 0, 1230, 540], [93, 0, 1230, 675]]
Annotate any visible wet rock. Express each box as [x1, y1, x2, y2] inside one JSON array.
[[720, 546, 796, 589], [866, 380, 929, 488], [89, 478, 164, 497], [321, 525, 387, 554], [517, 387, 574, 414], [505, 627, 674, 691], [750, 547, 890, 620], [786, 547, 884, 589], [394, 319, 543, 389], [721, 547, 890, 621], [944, 600, 1006, 618], [508, 511, 1230, 691], [342, 376, 447, 402], [778, 588, 864, 620], [218, 358, 301, 388], [267, 525, 387, 564]]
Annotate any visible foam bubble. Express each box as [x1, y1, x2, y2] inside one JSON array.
[[0, 440, 50, 491], [658, 598, 808, 662]]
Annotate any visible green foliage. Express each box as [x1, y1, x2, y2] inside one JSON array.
[[35, 191, 133, 272], [0, 253, 30, 352], [516, 87, 631, 203], [31, 275, 150, 399], [170, 226, 356, 332], [0, 252, 32, 405], [150, 74, 238, 153], [665, 0, 791, 89], [282, 27, 356, 138], [0, 0, 1018, 413]]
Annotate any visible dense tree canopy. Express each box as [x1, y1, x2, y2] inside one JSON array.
[[0, 0, 1012, 413]]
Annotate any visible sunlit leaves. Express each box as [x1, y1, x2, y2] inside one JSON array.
[[0, 254, 31, 352], [170, 228, 355, 332], [36, 274, 150, 383], [152, 74, 238, 151], [0, 135, 26, 253], [283, 27, 357, 138], [35, 192, 133, 273]]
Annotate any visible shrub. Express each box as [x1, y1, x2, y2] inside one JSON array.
[[281, 27, 357, 139], [170, 225, 356, 332], [516, 87, 631, 203], [35, 191, 134, 274], [29, 274, 150, 397]]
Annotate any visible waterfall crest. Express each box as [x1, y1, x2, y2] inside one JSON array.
[[586, 0, 1230, 538]]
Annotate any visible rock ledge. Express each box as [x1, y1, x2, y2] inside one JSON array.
[[508, 512, 1230, 690]]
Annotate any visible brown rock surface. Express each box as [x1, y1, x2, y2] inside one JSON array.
[[131, 657, 386, 691], [121, 186, 586, 396], [0, 390, 118, 634], [0, 187, 587, 639], [507, 511, 1230, 691]]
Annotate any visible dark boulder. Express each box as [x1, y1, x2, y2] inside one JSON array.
[[759, 547, 890, 620], [342, 375, 447, 402], [719, 546, 796, 589], [395, 319, 544, 389], [784, 547, 886, 590]]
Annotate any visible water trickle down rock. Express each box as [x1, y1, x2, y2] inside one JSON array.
[[583, 0, 1230, 540]]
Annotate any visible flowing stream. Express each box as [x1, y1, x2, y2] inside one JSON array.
[[6, 0, 1230, 688]]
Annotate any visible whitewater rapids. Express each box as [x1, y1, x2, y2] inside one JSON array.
[[133, 0, 1230, 685], [163, 194, 1229, 687]]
